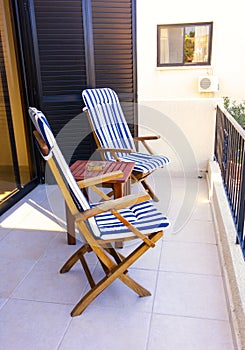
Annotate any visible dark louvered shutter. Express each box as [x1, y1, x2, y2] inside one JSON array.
[[25, 0, 137, 166], [92, 0, 137, 132], [92, 0, 135, 95], [32, 0, 93, 163]]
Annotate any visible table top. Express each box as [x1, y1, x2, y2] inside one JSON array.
[[70, 160, 135, 183]]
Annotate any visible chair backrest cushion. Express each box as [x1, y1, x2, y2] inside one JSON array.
[[28, 107, 102, 237], [82, 88, 136, 160], [28, 107, 56, 153]]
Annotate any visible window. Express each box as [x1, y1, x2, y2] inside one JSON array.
[[157, 22, 213, 67]]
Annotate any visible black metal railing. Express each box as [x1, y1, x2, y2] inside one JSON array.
[[214, 105, 245, 258]]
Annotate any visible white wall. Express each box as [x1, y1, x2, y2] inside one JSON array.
[[137, 99, 219, 176], [136, 0, 245, 173], [137, 0, 245, 101]]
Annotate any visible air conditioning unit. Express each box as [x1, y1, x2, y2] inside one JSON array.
[[198, 76, 219, 92]]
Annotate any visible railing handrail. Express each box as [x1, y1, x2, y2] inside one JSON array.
[[217, 103, 245, 137]]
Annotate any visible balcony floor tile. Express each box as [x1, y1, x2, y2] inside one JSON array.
[[0, 177, 235, 350], [148, 314, 234, 350]]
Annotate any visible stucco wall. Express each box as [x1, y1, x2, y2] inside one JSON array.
[[136, 0, 245, 174], [137, 99, 219, 175], [137, 0, 245, 101]]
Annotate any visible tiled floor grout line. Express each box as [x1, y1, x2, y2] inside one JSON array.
[[6, 232, 61, 301], [145, 239, 165, 350]]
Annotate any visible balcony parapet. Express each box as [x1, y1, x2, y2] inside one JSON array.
[[208, 160, 245, 350]]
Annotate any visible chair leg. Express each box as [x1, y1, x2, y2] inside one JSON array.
[[119, 273, 151, 297], [141, 179, 159, 202], [70, 231, 163, 316], [79, 253, 96, 288], [103, 245, 149, 296], [104, 245, 126, 265], [60, 243, 92, 273]]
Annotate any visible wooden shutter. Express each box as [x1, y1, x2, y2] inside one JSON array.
[[91, 0, 137, 133], [31, 0, 93, 162], [92, 0, 136, 96], [23, 0, 137, 164]]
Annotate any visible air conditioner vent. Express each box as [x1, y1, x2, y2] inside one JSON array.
[[198, 76, 219, 92]]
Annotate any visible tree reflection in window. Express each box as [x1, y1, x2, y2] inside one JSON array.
[[157, 22, 213, 67]]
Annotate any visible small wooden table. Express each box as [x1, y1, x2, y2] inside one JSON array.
[[66, 160, 135, 244]]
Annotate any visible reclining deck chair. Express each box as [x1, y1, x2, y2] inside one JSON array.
[[82, 88, 170, 201], [28, 107, 170, 316]]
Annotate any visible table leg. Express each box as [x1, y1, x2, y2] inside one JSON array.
[[112, 183, 123, 199], [113, 179, 132, 249], [65, 204, 76, 245]]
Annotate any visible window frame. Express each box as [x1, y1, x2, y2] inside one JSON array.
[[157, 22, 213, 67]]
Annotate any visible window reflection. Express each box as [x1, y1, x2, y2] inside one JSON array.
[[0, 0, 36, 206], [157, 22, 212, 67]]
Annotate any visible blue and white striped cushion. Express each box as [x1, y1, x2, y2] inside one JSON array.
[[82, 88, 170, 173], [115, 152, 170, 174], [29, 107, 101, 238], [29, 106, 170, 242], [93, 200, 170, 240], [82, 89, 135, 152], [28, 107, 55, 151]]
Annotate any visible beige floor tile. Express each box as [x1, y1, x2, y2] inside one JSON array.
[[0, 178, 235, 350], [160, 241, 221, 275], [166, 219, 216, 244], [148, 314, 234, 350], [0, 299, 71, 350], [0, 228, 58, 260], [0, 298, 7, 309], [0, 257, 36, 297], [59, 306, 151, 350], [12, 259, 95, 306], [154, 271, 229, 320]]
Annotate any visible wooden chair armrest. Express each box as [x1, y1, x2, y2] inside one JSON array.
[[134, 135, 160, 141], [33, 130, 49, 156], [75, 192, 150, 221], [96, 147, 134, 161], [97, 147, 134, 153], [133, 135, 161, 155], [76, 171, 123, 189]]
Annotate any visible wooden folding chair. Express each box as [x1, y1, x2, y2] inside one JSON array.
[[28, 107, 170, 317], [82, 88, 170, 201]]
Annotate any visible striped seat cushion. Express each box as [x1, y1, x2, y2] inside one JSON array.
[[29, 107, 170, 243], [93, 200, 170, 240], [116, 152, 170, 174], [82, 88, 170, 174]]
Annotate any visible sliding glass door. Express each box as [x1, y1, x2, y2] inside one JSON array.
[[0, 0, 37, 213]]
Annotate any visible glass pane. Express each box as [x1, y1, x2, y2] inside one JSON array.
[[0, 4, 18, 202], [0, 78, 17, 202], [185, 25, 210, 64], [160, 27, 183, 64], [0, 0, 36, 205]]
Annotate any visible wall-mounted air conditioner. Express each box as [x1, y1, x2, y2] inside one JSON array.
[[198, 76, 219, 92]]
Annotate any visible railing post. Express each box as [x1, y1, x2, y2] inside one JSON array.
[[237, 148, 245, 249]]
